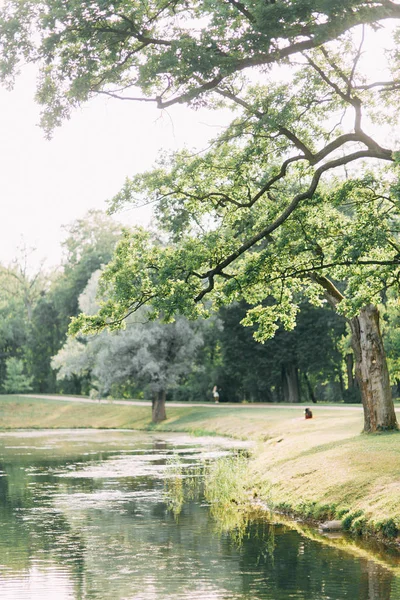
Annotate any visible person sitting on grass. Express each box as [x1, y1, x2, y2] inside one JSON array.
[[305, 407, 313, 419]]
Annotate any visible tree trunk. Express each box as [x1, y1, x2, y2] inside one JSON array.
[[338, 369, 345, 396], [303, 372, 317, 403], [360, 561, 393, 600], [152, 389, 167, 423], [350, 305, 398, 432], [345, 353, 355, 390], [282, 364, 300, 403], [310, 276, 398, 432]]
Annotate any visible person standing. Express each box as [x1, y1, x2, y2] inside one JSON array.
[[212, 385, 219, 403]]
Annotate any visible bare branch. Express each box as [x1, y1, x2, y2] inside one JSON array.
[[348, 25, 365, 93], [319, 47, 351, 88], [354, 80, 400, 91], [277, 127, 313, 160], [97, 90, 158, 102], [309, 273, 344, 308]]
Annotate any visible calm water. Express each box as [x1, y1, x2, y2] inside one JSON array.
[[0, 430, 399, 600]]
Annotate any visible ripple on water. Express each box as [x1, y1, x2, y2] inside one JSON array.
[[0, 431, 399, 600], [55, 489, 161, 510]]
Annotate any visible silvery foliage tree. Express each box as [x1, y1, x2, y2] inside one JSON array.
[[52, 271, 207, 421], [2, 1, 400, 431]]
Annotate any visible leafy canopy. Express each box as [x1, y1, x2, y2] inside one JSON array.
[[1, 0, 399, 337], [1, 1, 400, 134], [70, 38, 400, 338]]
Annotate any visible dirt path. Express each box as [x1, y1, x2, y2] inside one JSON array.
[[20, 394, 371, 411]]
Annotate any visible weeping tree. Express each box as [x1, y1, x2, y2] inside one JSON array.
[[2, 1, 400, 430]]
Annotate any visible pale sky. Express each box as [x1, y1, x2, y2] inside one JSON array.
[[0, 65, 231, 271], [0, 22, 396, 272]]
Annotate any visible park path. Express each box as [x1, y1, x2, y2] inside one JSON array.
[[19, 394, 370, 411]]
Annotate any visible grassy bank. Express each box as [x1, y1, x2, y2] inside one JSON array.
[[1, 394, 400, 543]]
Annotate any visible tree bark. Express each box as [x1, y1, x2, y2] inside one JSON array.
[[350, 305, 398, 432], [303, 372, 317, 403], [152, 389, 167, 423], [345, 353, 355, 390], [282, 364, 300, 403], [310, 275, 398, 432]]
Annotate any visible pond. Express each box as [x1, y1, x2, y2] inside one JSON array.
[[0, 429, 399, 600]]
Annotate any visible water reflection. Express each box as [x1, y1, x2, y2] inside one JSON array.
[[0, 430, 398, 599]]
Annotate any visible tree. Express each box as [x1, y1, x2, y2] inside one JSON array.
[[0, 248, 47, 322], [383, 295, 400, 399], [207, 301, 346, 404], [0, 251, 50, 391], [4, 357, 33, 393], [2, 2, 400, 430], [25, 295, 63, 393], [24, 210, 123, 395], [53, 317, 207, 421], [52, 271, 207, 422], [1, 1, 400, 135], [1, 211, 122, 396], [50, 210, 122, 332], [0, 212, 122, 395], [73, 165, 400, 431], [0, 290, 27, 389]]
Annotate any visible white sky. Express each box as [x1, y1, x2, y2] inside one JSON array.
[[0, 65, 231, 271], [0, 21, 396, 272]]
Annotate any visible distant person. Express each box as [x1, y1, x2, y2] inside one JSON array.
[[212, 385, 219, 403], [305, 407, 313, 419]]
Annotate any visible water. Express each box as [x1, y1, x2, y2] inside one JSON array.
[[0, 430, 399, 600]]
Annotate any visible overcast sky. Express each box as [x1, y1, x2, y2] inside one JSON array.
[[0, 22, 395, 273], [0, 64, 231, 271]]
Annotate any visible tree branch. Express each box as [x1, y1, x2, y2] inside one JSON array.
[[147, 2, 400, 110], [225, 0, 256, 23], [308, 273, 344, 308], [194, 148, 394, 302]]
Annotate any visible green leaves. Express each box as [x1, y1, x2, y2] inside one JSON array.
[[73, 108, 400, 341], [4, 357, 33, 393], [69, 227, 211, 335], [8, 1, 395, 342], [1, 0, 399, 133]]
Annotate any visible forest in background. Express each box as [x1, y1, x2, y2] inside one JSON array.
[[1, 209, 398, 405]]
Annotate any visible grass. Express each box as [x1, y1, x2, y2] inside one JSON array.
[[1, 394, 400, 542]]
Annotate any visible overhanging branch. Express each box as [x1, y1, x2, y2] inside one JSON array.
[[194, 148, 394, 302], [143, 3, 400, 110]]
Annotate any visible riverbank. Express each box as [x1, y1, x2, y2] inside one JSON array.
[[1, 394, 400, 545]]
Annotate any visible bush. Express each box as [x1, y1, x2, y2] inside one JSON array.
[[342, 510, 364, 531], [376, 518, 399, 538]]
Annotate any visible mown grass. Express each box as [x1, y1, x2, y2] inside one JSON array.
[[1, 394, 400, 542]]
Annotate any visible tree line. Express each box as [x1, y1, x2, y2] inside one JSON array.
[[1, 209, 399, 420]]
